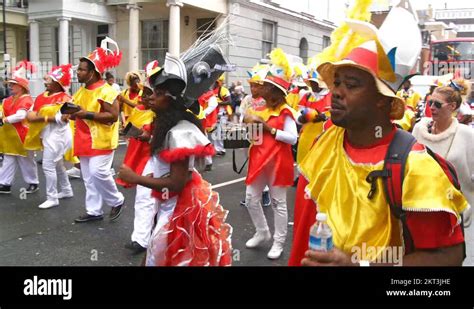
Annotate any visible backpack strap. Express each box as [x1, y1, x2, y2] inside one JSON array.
[[382, 129, 417, 254], [232, 149, 249, 174], [366, 129, 417, 254], [366, 129, 466, 258]]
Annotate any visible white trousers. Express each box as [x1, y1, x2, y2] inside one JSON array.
[[146, 196, 179, 266], [0, 152, 39, 186], [245, 163, 288, 245], [204, 132, 213, 165], [131, 159, 156, 248], [42, 146, 73, 203], [79, 153, 124, 216], [210, 117, 226, 153]]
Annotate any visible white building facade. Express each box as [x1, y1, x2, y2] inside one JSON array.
[[16, 0, 335, 95]]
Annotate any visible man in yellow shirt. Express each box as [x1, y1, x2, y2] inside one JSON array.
[[396, 79, 421, 110], [70, 38, 125, 223]]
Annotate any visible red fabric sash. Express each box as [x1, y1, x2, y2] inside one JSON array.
[[245, 108, 295, 186], [3, 95, 34, 143]]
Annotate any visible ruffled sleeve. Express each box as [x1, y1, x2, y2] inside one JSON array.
[[159, 120, 215, 163]]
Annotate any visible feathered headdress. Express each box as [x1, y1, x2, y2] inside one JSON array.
[[80, 37, 122, 74], [313, 0, 373, 68], [7, 60, 37, 91], [247, 63, 269, 84], [48, 63, 73, 91], [263, 48, 293, 95], [316, 1, 422, 120], [292, 62, 309, 87]]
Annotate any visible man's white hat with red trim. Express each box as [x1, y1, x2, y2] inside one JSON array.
[[317, 7, 421, 120], [292, 63, 309, 88], [6, 60, 37, 92], [247, 63, 269, 84], [139, 60, 161, 92], [80, 37, 122, 74], [263, 48, 293, 95], [48, 64, 73, 91]]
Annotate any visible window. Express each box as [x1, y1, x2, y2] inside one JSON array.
[[322, 35, 331, 49], [141, 20, 169, 67], [97, 24, 109, 48], [299, 38, 308, 63], [262, 20, 276, 58], [0, 31, 4, 53], [196, 18, 216, 40], [54, 25, 74, 65]]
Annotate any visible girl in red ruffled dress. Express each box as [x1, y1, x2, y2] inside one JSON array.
[[118, 53, 232, 266]]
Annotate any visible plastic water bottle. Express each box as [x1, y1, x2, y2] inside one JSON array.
[[308, 213, 333, 252]]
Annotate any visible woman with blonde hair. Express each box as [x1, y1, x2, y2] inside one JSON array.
[[413, 84, 474, 225]]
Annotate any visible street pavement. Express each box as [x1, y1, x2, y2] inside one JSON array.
[[0, 144, 295, 266], [1, 141, 473, 266]]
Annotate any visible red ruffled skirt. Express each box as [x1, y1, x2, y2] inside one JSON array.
[[146, 172, 233, 266]]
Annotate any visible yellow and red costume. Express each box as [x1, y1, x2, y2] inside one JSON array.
[[120, 88, 142, 120], [397, 88, 421, 110], [116, 104, 155, 188], [198, 90, 219, 132], [296, 91, 332, 164], [24, 91, 71, 150], [73, 80, 119, 157], [0, 94, 34, 156], [246, 104, 297, 187], [289, 126, 467, 265]]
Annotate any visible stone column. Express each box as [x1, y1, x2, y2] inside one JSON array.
[[57, 17, 71, 65], [166, 0, 183, 56], [127, 2, 141, 71], [28, 19, 40, 63]]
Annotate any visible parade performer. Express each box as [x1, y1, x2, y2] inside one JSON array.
[[238, 63, 271, 208], [209, 74, 232, 156], [24, 64, 74, 209], [198, 89, 219, 171], [0, 61, 39, 194], [396, 79, 421, 110], [295, 60, 332, 165], [239, 63, 269, 120], [286, 63, 310, 111], [118, 52, 232, 266], [70, 37, 125, 223], [289, 5, 467, 266], [117, 71, 142, 127], [243, 48, 298, 259], [117, 61, 158, 254], [394, 78, 419, 131]]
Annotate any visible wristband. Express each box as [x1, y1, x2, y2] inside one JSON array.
[[84, 112, 95, 120]]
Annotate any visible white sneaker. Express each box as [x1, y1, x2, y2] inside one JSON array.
[[38, 200, 59, 209], [66, 167, 81, 179], [57, 191, 74, 199], [245, 230, 271, 248], [267, 242, 284, 260]]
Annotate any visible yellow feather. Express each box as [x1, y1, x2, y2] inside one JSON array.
[[270, 48, 293, 80], [313, 0, 374, 67], [294, 64, 303, 76]]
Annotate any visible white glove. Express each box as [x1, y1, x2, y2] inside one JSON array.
[[463, 204, 472, 228]]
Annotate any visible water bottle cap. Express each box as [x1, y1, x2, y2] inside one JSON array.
[[316, 213, 327, 221]]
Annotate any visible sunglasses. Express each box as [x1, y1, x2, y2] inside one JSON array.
[[428, 99, 448, 109]]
